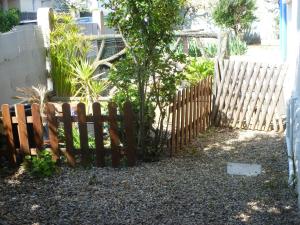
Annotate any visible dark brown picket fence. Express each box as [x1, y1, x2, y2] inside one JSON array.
[[169, 78, 212, 155], [0, 102, 136, 167]]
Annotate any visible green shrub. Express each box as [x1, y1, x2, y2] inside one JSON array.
[[229, 36, 247, 55], [212, 0, 256, 37], [184, 58, 214, 85], [203, 43, 218, 58], [50, 13, 90, 97], [23, 150, 57, 178], [0, 8, 20, 33], [188, 39, 201, 57]]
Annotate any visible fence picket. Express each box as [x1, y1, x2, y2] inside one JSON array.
[[108, 102, 120, 167], [62, 103, 76, 167], [180, 90, 185, 149], [124, 102, 136, 167], [171, 95, 177, 156], [15, 104, 30, 155], [176, 91, 181, 152], [46, 103, 59, 161], [77, 103, 89, 166], [1, 104, 16, 165], [92, 102, 105, 167], [31, 104, 43, 151], [185, 88, 189, 144]]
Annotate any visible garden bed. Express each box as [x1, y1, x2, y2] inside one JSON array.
[[0, 128, 299, 225]]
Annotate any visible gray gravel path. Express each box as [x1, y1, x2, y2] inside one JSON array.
[[0, 128, 299, 225]]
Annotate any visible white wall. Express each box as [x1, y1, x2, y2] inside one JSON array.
[[0, 25, 47, 105]]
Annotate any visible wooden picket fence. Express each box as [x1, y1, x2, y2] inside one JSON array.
[[169, 78, 212, 155], [212, 60, 287, 132], [1, 102, 136, 167]]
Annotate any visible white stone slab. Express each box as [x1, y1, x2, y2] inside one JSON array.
[[227, 162, 261, 176]]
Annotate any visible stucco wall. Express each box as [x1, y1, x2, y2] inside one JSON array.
[[0, 25, 47, 105]]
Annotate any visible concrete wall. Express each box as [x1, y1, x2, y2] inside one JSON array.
[[0, 24, 47, 105]]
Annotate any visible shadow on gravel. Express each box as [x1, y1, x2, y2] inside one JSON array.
[[0, 127, 299, 225], [184, 127, 300, 225]]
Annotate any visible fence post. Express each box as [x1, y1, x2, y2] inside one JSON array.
[[93, 102, 105, 167], [108, 102, 120, 168], [31, 104, 43, 151], [15, 104, 30, 155], [124, 102, 136, 167], [46, 103, 59, 161], [62, 103, 76, 167], [77, 103, 90, 166], [1, 104, 17, 166]]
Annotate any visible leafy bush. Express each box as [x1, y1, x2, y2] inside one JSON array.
[[229, 36, 247, 55], [23, 151, 57, 177], [188, 39, 201, 57], [184, 58, 214, 85], [0, 8, 20, 33], [203, 43, 218, 58], [212, 0, 256, 37], [50, 13, 90, 97], [105, 0, 185, 161]]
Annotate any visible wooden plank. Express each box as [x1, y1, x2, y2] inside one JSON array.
[[193, 85, 197, 138], [15, 104, 30, 155], [226, 62, 252, 126], [208, 77, 213, 126], [189, 86, 193, 142], [1, 104, 17, 165], [196, 83, 200, 135], [211, 60, 230, 121], [222, 61, 242, 121], [225, 62, 248, 125], [176, 91, 181, 152], [124, 101, 136, 167], [171, 95, 177, 156], [245, 64, 270, 128], [206, 78, 211, 129], [258, 65, 286, 130], [251, 65, 277, 129], [77, 103, 90, 166], [108, 102, 120, 167], [238, 63, 264, 128], [62, 103, 76, 167], [46, 103, 60, 161], [264, 66, 287, 131], [31, 104, 43, 151], [233, 63, 260, 127], [185, 88, 189, 145], [180, 89, 185, 149], [214, 60, 236, 124], [93, 102, 105, 167], [199, 80, 204, 132]]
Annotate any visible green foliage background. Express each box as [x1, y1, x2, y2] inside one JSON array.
[[0, 8, 20, 33]]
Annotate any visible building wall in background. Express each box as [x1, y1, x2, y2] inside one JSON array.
[[0, 24, 47, 105]]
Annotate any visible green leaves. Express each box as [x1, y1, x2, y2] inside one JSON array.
[[103, 0, 185, 157], [23, 151, 57, 178], [50, 13, 90, 97], [184, 58, 214, 85], [212, 0, 256, 36], [0, 8, 20, 33]]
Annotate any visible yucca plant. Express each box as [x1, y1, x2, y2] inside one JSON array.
[[50, 13, 90, 97], [71, 60, 107, 114]]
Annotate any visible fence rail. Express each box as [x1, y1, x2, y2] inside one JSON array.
[[169, 78, 212, 155], [1, 102, 136, 167]]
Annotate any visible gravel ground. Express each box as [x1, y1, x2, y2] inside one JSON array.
[[0, 128, 299, 225]]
